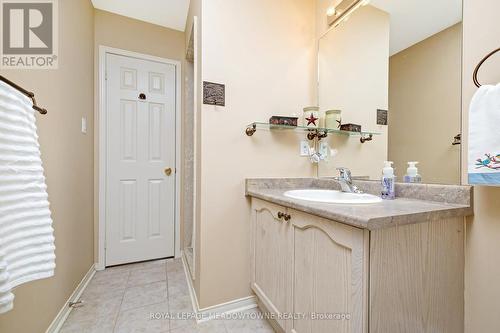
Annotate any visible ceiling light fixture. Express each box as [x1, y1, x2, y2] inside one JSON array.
[[327, 0, 370, 27], [326, 6, 337, 17]]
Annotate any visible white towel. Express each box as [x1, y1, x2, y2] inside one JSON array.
[[0, 81, 55, 314], [468, 83, 500, 185]]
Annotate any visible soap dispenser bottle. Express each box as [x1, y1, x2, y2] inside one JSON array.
[[381, 161, 395, 200], [404, 162, 422, 183]]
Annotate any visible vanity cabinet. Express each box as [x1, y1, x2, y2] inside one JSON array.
[[250, 199, 369, 333], [250, 198, 464, 333]]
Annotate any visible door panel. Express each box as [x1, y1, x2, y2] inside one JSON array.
[[119, 180, 137, 241], [106, 53, 176, 266], [290, 209, 367, 333], [251, 199, 292, 331], [148, 103, 164, 161], [120, 100, 138, 161]]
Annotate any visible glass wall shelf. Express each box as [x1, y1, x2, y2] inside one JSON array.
[[245, 122, 380, 143]]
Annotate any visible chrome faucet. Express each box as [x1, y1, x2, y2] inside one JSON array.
[[333, 168, 363, 194]]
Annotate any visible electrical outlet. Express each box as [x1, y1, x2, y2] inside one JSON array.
[[300, 140, 310, 156], [319, 142, 329, 156]]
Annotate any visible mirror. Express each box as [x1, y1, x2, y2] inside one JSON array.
[[317, 0, 462, 185]]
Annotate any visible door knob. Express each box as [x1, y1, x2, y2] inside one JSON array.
[[164, 168, 172, 176]]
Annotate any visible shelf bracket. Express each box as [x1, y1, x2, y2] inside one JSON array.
[[307, 129, 328, 141], [246, 123, 257, 136], [317, 130, 328, 140], [360, 134, 373, 143]]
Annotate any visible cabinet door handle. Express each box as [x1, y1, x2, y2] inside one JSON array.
[[276, 211, 290, 222]]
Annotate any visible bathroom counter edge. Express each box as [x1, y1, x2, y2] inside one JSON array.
[[245, 178, 473, 230]]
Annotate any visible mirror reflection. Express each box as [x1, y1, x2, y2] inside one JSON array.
[[317, 0, 462, 185]]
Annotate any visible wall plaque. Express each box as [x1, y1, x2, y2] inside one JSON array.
[[377, 109, 388, 125], [203, 81, 225, 106]]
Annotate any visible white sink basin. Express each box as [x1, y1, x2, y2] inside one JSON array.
[[284, 189, 382, 204]]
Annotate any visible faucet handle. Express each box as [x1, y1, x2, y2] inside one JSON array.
[[336, 167, 352, 180]]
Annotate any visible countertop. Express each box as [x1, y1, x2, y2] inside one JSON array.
[[246, 178, 473, 230]]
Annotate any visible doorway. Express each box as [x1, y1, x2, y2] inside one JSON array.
[[98, 47, 181, 268]]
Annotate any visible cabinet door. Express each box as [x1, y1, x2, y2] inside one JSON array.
[[289, 209, 368, 333], [251, 199, 292, 331]]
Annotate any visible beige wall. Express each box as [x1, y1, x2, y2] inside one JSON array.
[[93, 9, 186, 262], [94, 9, 186, 61], [197, 0, 316, 308], [317, 5, 390, 179], [389, 23, 462, 184], [462, 0, 500, 331], [0, 1, 95, 332]]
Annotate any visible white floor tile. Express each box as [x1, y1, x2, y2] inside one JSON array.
[[224, 309, 275, 333], [61, 259, 276, 333], [169, 319, 227, 333], [120, 280, 168, 311], [59, 292, 123, 333], [127, 265, 167, 288], [168, 294, 196, 331], [83, 270, 129, 299], [114, 301, 170, 333], [128, 259, 167, 272]]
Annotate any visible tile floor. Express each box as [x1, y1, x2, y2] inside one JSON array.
[[60, 258, 275, 333]]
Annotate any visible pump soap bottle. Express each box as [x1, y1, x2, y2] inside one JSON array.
[[404, 162, 422, 183], [381, 161, 395, 200]]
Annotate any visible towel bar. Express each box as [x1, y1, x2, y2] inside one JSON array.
[[473, 48, 500, 88], [0, 75, 47, 114]]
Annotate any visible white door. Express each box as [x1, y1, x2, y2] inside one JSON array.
[[105, 53, 176, 266]]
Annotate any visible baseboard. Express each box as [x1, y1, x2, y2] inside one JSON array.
[[196, 295, 258, 323], [256, 299, 285, 333], [45, 264, 96, 333], [180, 253, 257, 323]]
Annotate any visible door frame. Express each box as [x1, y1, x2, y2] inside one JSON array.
[[97, 45, 182, 270]]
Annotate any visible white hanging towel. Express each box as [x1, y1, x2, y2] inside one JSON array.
[[0, 81, 55, 314], [468, 84, 500, 185]]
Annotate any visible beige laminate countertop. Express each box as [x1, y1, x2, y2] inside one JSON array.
[[246, 178, 474, 230]]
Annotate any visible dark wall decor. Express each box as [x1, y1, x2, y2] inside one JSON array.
[[203, 81, 225, 106], [377, 109, 388, 125]]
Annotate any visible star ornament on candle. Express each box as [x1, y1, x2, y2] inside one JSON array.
[[306, 113, 319, 126]]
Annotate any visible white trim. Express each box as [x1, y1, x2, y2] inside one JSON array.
[[191, 15, 199, 274], [182, 251, 200, 311], [183, 15, 199, 280], [174, 49, 182, 259], [181, 254, 258, 323], [97, 46, 182, 270], [197, 296, 258, 323], [45, 264, 96, 333]]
